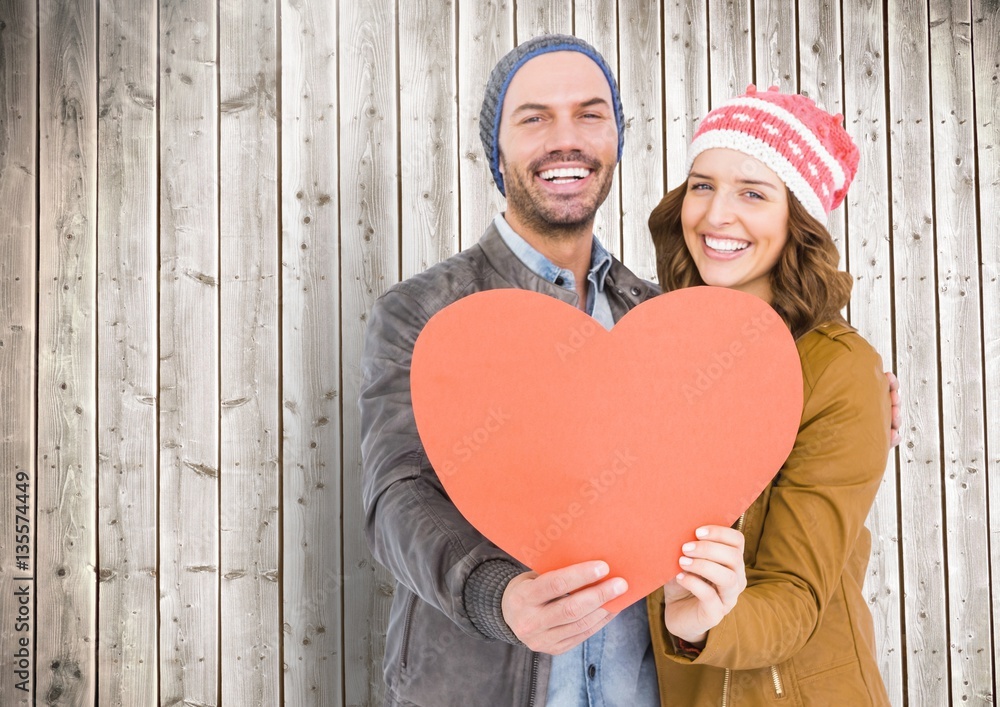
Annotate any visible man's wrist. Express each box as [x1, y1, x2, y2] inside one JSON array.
[[463, 559, 525, 644]]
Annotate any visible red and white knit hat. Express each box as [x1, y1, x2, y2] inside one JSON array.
[[687, 85, 860, 223]]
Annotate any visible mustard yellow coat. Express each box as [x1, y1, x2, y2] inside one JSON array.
[[648, 322, 892, 707]]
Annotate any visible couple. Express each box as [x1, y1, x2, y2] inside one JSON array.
[[360, 34, 898, 707]]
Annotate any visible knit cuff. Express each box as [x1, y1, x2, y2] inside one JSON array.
[[463, 559, 525, 644]]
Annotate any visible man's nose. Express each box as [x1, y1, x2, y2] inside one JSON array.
[[543, 115, 585, 154]]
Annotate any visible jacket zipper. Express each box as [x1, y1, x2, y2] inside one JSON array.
[[770, 664, 785, 697], [399, 593, 417, 669], [527, 653, 539, 706], [721, 512, 748, 707]]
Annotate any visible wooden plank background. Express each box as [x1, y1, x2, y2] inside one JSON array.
[[0, 1, 996, 705]]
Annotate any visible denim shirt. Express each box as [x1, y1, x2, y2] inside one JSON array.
[[494, 214, 659, 706], [493, 215, 614, 329]]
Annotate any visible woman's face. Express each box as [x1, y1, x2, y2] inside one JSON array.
[[681, 148, 790, 302]]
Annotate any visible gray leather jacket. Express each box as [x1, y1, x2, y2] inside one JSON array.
[[360, 222, 658, 706]]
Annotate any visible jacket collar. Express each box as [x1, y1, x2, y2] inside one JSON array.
[[478, 220, 659, 316]]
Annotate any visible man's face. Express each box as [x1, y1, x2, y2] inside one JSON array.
[[496, 51, 619, 239]]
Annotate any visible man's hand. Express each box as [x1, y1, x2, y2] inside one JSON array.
[[502, 561, 627, 655], [886, 371, 902, 448], [662, 525, 746, 645]]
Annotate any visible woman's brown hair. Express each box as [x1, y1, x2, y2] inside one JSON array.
[[648, 182, 853, 340]]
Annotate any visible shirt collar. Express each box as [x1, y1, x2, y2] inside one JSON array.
[[493, 214, 613, 293]]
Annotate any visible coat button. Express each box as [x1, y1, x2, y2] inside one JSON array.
[[555, 276, 565, 286], [587, 664, 597, 679], [630, 286, 641, 296]]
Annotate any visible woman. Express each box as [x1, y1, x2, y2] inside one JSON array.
[[646, 86, 892, 706]]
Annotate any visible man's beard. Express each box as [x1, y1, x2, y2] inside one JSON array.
[[501, 151, 615, 240]]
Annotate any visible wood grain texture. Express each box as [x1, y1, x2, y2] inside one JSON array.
[[887, 1, 949, 703], [95, 1, 158, 704], [797, 0, 845, 256], [973, 3, 1000, 703], [515, 0, 572, 39], [158, 0, 220, 703], [35, 0, 98, 703], [575, 0, 622, 259], [340, 0, 399, 703], [219, 1, 280, 705], [752, 0, 796, 89], [279, 0, 344, 703], [662, 0, 709, 189], [841, 2, 903, 702], [457, 0, 512, 250], [928, 1, 993, 702], [707, 0, 751, 106], [0, 0, 37, 705], [618, 0, 663, 279], [399, 0, 459, 278]]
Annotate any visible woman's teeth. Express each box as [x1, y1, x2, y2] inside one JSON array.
[[705, 235, 750, 252]]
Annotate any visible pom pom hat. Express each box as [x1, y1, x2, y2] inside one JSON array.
[[687, 85, 860, 223], [479, 34, 625, 196]]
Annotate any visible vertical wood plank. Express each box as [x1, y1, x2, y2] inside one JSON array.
[[662, 0, 709, 190], [841, 2, 904, 702], [340, 0, 399, 703], [399, 0, 459, 278], [753, 0, 796, 89], [707, 0, 752, 106], [0, 0, 37, 704], [618, 0, 663, 279], [35, 0, 98, 702], [887, 0, 949, 702], [219, 1, 280, 705], [929, 1, 993, 702], [973, 2, 1000, 701], [95, 0, 158, 704], [457, 1, 513, 250], [158, 0, 220, 703], [515, 0, 572, 38], [796, 0, 845, 256], [280, 0, 344, 704], [574, 0, 622, 259]]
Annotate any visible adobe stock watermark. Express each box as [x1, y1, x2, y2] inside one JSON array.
[[555, 318, 601, 362], [436, 407, 512, 478], [520, 448, 638, 567], [680, 307, 781, 404]]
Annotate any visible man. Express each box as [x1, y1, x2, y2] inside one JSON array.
[[360, 34, 899, 706], [361, 34, 668, 705]]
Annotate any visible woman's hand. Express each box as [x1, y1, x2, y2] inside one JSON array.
[[662, 525, 747, 645]]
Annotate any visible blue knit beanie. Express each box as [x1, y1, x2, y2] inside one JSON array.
[[479, 34, 625, 196]]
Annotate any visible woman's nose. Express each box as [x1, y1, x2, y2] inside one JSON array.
[[705, 192, 735, 226]]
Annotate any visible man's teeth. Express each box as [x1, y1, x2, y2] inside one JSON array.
[[705, 235, 750, 252], [539, 167, 590, 183]]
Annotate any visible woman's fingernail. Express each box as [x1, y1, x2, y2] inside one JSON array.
[[611, 578, 628, 594], [695, 527, 709, 539], [679, 556, 692, 567], [682, 542, 696, 553], [594, 562, 610, 578]]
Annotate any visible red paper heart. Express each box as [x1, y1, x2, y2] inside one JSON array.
[[411, 286, 802, 611]]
